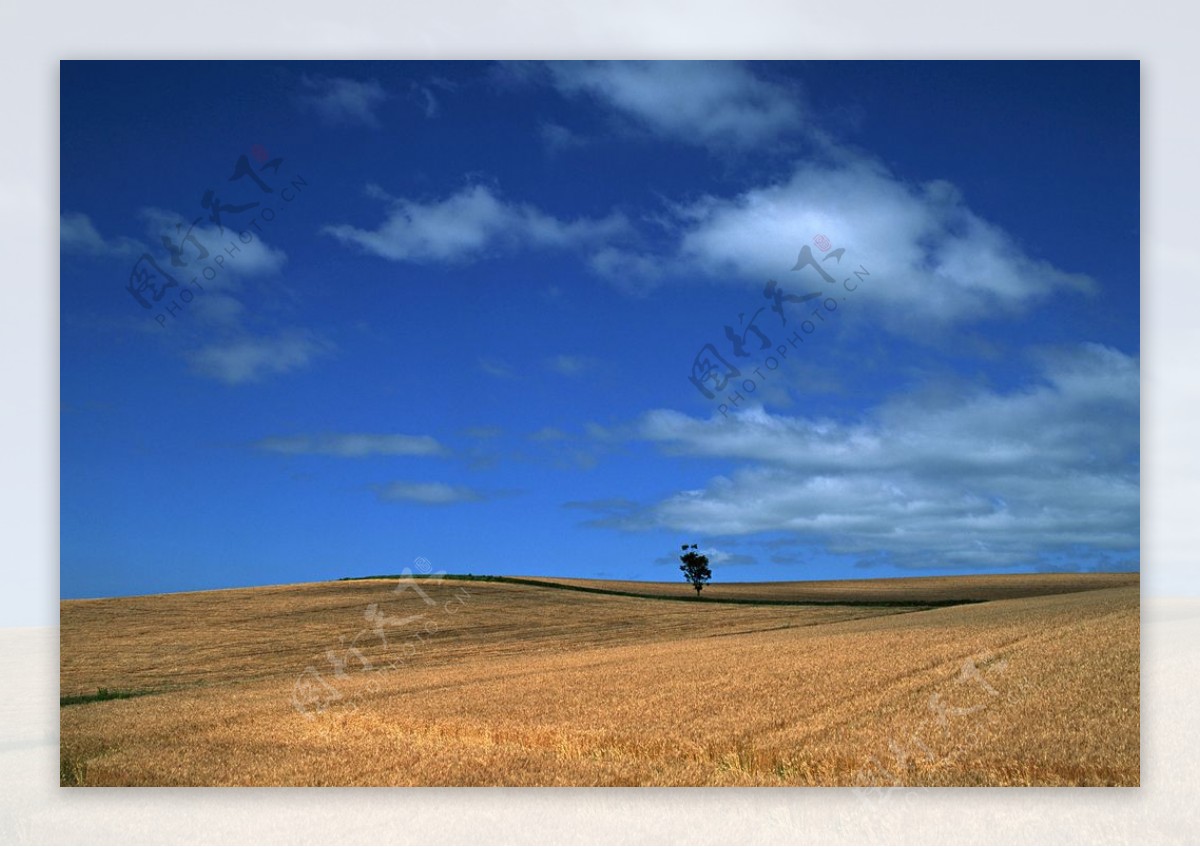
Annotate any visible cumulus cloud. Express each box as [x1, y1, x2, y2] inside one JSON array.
[[593, 157, 1095, 326], [373, 481, 485, 505], [545, 61, 804, 149], [523, 422, 619, 471], [408, 76, 457, 119], [529, 426, 569, 443], [67, 198, 322, 390], [65, 209, 322, 385], [545, 354, 598, 376], [538, 121, 585, 153], [323, 184, 628, 263], [136, 207, 287, 282], [78, 206, 291, 330], [580, 343, 1138, 570], [123, 209, 333, 385], [325, 64, 1088, 331], [478, 356, 517, 379], [60, 212, 142, 257], [298, 75, 387, 126], [653, 546, 756, 566], [411, 84, 438, 118], [61, 208, 286, 292], [253, 432, 448, 458], [186, 330, 330, 385], [563, 497, 641, 526]]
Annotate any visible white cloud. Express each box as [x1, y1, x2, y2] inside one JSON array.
[[66, 201, 319, 389], [135, 208, 287, 283], [410, 82, 439, 118], [323, 184, 628, 263], [538, 121, 585, 153], [254, 432, 448, 458], [79, 206, 288, 331], [60, 209, 286, 292], [186, 330, 330, 385], [522, 421, 620, 471], [594, 157, 1095, 326], [478, 356, 517, 379], [529, 426, 569, 442], [130, 207, 331, 385], [373, 481, 484, 505], [546, 354, 598, 376], [186, 292, 247, 327], [587, 247, 667, 295], [545, 61, 804, 149], [595, 343, 1138, 570], [654, 546, 756, 566], [298, 75, 387, 127], [60, 212, 142, 258]]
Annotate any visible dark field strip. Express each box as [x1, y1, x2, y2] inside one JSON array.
[[339, 574, 982, 609], [60, 687, 158, 707]]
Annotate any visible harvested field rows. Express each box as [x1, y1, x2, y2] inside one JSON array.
[[60, 574, 1139, 786]]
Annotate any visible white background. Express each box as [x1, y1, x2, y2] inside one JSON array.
[[1, 0, 1195, 842]]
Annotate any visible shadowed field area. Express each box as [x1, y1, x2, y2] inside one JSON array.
[[60, 573, 1139, 786], [486, 572, 1138, 603]]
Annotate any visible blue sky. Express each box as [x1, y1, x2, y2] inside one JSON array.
[[60, 60, 1139, 599]]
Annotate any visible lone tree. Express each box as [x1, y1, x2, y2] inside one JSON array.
[[678, 544, 712, 595]]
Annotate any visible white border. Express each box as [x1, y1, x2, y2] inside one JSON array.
[[5, 0, 1196, 842]]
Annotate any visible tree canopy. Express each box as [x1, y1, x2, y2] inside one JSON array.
[[678, 544, 712, 594]]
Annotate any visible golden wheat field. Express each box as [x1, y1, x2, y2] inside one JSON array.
[[59, 573, 1139, 787]]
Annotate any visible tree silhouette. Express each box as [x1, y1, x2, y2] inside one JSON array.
[[678, 544, 712, 595]]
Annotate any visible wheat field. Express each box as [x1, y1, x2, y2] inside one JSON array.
[[59, 573, 1139, 786]]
